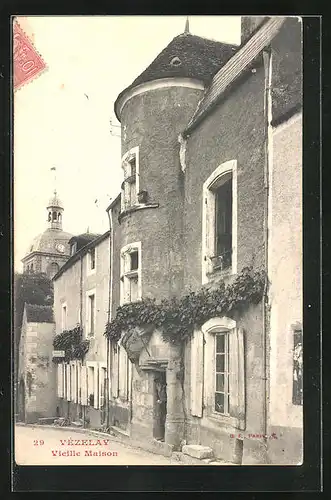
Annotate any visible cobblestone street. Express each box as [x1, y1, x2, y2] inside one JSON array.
[[15, 425, 180, 466]]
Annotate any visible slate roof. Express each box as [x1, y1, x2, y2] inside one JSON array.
[[25, 304, 54, 323], [68, 233, 101, 252], [115, 32, 237, 120], [53, 231, 110, 280]]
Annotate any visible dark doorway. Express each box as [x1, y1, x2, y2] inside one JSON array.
[[18, 378, 25, 422], [153, 371, 167, 441]]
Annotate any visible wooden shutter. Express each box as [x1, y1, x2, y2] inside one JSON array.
[[229, 328, 245, 429], [57, 364, 63, 398], [80, 365, 88, 406], [76, 361, 81, 405], [66, 364, 71, 401], [112, 347, 119, 398], [191, 329, 204, 417], [94, 364, 99, 409]]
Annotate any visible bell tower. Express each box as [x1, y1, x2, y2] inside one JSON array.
[[47, 190, 63, 230]]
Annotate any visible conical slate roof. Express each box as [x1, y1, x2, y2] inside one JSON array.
[[115, 32, 237, 120]]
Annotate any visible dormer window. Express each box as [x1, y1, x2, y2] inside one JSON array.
[[121, 147, 139, 212], [70, 242, 77, 255], [170, 56, 182, 66]]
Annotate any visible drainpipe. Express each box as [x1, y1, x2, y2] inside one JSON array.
[[106, 209, 114, 429], [262, 48, 272, 461], [80, 255, 85, 428]]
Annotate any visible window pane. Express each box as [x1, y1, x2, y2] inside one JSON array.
[[216, 373, 224, 392], [216, 334, 225, 353], [215, 178, 232, 264], [215, 392, 224, 413], [130, 251, 138, 271], [216, 354, 225, 372]]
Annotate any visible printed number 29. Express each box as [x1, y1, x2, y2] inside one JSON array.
[[33, 440, 44, 446]]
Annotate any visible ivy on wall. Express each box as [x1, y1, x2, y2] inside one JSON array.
[[52, 326, 89, 363], [105, 266, 265, 346]]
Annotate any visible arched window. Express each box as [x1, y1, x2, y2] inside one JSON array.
[[58, 212, 62, 221], [30, 263, 34, 272], [47, 262, 60, 278], [48, 212, 52, 222]]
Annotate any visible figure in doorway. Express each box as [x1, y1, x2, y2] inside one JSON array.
[[154, 375, 167, 441]]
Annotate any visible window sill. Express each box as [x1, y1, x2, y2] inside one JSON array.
[[206, 410, 238, 429], [205, 266, 234, 283], [118, 202, 159, 222]]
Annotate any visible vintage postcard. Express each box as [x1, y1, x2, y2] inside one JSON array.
[[13, 15, 303, 469]]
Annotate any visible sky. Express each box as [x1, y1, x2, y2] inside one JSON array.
[[14, 15, 242, 271]]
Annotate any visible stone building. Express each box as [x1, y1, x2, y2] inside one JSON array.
[[105, 16, 302, 464], [52, 231, 111, 429], [52, 16, 302, 464], [17, 304, 57, 423], [21, 190, 73, 279]]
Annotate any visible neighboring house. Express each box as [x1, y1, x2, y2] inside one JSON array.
[[103, 16, 302, 465], [52, 231, 111, 429], [18, 304, 56, 423], [21, 190, 73, 279]]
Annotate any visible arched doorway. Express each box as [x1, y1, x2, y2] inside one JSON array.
[[18, 377, 25, 422]]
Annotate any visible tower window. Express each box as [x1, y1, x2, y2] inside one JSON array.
[[52, 211, 57, 221], [120, 242, 141, 305], [121, 147, 139, 212]]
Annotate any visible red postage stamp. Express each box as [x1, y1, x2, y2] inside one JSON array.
[[13, 21, 47, 91]]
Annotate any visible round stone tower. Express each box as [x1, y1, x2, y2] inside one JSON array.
[[114, 25, 237, 301]]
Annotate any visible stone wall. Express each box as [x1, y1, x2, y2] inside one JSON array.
[[267, 112, 303, 465], [18, 314, 56, 423]]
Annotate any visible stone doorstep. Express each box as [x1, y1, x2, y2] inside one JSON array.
[[37, 417, 58, 425], [182, 444, 214, 460]]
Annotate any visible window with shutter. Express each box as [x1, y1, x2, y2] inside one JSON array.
[[202, 160, 237, 284], [98, 364, 107, 409], [201, 317, 245, 429], [66, 364, 71, 401], [57, 363, 63, 398], [80, 365, 88, 406]]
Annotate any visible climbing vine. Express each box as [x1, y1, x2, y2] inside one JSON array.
[[52, 326, 90, 363], [105, 266, 265, 346]]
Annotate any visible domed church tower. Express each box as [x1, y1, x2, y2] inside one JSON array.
[[114, 20, 237, 301], [21, 190, 73, 279]]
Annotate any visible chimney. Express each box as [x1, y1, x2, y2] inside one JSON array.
[[241, 16, 269, 45]]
